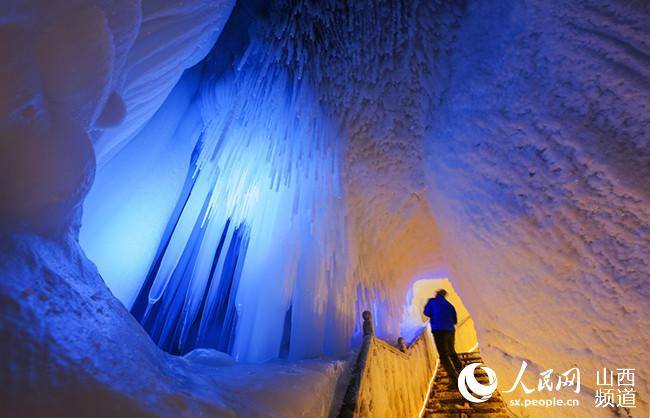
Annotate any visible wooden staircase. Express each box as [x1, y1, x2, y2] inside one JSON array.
[[423, 351, 512, 418]]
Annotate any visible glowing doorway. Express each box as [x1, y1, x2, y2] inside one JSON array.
[[402, 278, 478, 352]]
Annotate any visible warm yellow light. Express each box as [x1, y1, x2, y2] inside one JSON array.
[[404, 277, 479, 352]]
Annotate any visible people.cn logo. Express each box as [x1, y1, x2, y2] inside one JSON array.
[[458, 363, 498, 403]]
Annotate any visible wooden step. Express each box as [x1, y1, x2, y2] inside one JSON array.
[[426, 354, 511, 418], [430, 396, 505, 406], [430, 389, 503, 401], [432, 405, 508, 415], [436, 371, 489, 378], [436, 376, 492, 384], [457, 356, 482, 361]]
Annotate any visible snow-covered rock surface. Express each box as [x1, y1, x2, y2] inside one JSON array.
[[200, 358, 349, 418], [184, 348, 235, 367], [0, 233, 233, 418], [0, 233, 347, 418]]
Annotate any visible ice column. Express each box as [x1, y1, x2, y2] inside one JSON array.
[[131, 36, 352, 361]]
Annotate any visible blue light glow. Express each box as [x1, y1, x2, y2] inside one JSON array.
[[81, 36, 354, 362]]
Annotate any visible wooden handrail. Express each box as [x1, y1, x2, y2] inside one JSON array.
[[339, 335, 373, 417], [456, 315, 471, 330], [338, 311, 437, 418], [339, 311, 375, 418]]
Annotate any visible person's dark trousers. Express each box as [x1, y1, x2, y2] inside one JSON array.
[[432, 330, 463, 384], [449, 331, 463, 372]]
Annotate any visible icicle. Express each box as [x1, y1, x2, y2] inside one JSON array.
[[129, 3, 367, 361]]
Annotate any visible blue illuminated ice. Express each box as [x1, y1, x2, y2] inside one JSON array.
[[83, 34, 353, 362]]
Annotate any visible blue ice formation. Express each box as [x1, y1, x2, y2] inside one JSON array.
[[81, 34, 354, 362]]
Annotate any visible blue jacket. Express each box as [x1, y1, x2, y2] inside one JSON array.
[[423, 296, 457, 332]]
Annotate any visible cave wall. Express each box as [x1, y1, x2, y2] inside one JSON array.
[[92, 0, 236, 165], [423, 0, 649, 414], [262, 0, 649, 414], [0, 1, 239, 416], [0, 0, 234, 233]]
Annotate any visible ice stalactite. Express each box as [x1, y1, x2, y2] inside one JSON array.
[[250, 0, 458, 340], [78, 0, 454, 358], [82, 0, 455, 360], [130, 35, 353, 362]]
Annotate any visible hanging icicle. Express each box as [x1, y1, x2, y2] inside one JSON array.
[[131, 27, 353, 361]]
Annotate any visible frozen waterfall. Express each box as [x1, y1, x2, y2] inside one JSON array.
[[81, 32, 357, 361]]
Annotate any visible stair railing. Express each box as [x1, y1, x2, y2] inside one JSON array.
[[338, 311, 438, 418]]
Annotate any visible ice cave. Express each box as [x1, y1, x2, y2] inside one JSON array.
[[0, 0, 648, 417]]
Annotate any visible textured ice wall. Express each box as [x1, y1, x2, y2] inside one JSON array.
[[78, 1, 466, 361], [256, 0, 649, 415], [423, 1, 649, 415], [131, 45, 351, 361], [92, 0, 235, 165], [252, 0, 462, 337]]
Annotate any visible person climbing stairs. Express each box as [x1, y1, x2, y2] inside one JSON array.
[[423, 351, 512, 417]]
